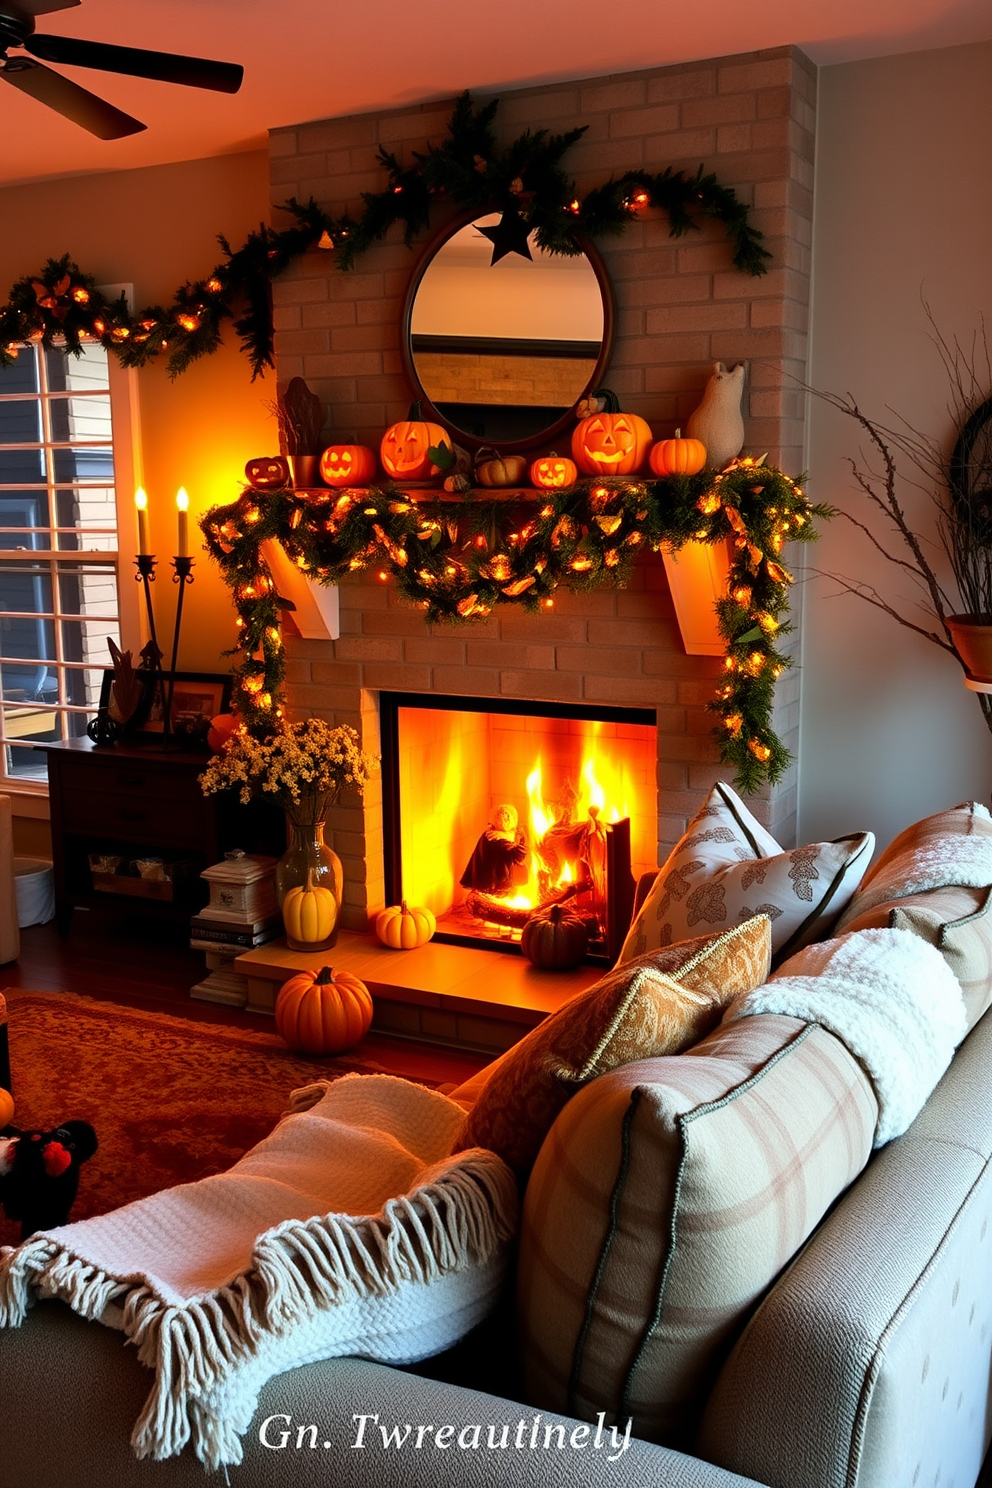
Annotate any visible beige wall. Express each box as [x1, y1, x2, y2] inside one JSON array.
[[0, 150, 273, 677], [803, 40, 992, 850]]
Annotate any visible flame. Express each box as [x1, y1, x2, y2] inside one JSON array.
[[502, 747, 627, 911], [396, 706, 654, 928]]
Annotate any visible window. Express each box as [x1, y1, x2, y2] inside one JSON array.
[[0, 340, 137, 788]]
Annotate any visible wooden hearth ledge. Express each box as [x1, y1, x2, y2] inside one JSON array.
[[235, 933, 602, 1054]]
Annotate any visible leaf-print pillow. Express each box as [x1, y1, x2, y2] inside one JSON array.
[[618, 781, 873, 967]]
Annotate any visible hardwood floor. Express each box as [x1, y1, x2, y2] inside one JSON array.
[[0, 905, 489, 1086]]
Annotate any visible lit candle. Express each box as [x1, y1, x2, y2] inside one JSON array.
[[176, 487, 189, 557], [135, 487, 150, 556]]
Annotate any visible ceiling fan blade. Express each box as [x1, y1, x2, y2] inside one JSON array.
[[1, 55, 145, 137], [4, 1, 79, 16], [25, 33, 243, 93]]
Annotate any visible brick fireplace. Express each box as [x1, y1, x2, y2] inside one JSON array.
[[267, 47, 815, 934]]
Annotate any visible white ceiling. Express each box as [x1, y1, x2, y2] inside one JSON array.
[[2, 0, 990, 189]]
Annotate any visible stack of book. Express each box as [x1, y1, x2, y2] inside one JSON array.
[[189, 851, 280, 1008]]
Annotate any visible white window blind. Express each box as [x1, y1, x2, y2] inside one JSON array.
[[0, 340, 132, 786]]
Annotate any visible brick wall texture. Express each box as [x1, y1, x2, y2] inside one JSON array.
[[268, 47, 816, 926]]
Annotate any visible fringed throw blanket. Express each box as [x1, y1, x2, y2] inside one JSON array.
[[726, 927, 967, 1146], [0, 1074, 518, 1472]]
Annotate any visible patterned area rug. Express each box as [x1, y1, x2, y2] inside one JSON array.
[[0, 990, 404, 1247]]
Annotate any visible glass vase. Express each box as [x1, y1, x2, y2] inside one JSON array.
[[276, 818, 343, 952]]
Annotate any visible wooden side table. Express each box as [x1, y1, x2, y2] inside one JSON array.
[[42, 738, 284, 934]]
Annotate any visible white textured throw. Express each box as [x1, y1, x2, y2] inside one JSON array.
[[847, 802, 992, 919], [0, 1074, 518, 1472], [726, 928, 967, 1146]]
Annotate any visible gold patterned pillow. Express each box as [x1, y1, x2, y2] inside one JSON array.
[[451, 914, 771, 1178], [618, 782, 874, 967]]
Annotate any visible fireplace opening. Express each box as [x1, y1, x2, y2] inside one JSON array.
[[379, 692, 658, 962]]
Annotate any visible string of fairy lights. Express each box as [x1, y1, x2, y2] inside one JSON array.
[[200, 459, 826, 793]]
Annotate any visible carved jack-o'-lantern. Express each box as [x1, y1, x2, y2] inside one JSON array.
[[319, 444, 377, 488], [244, 455, 291, 490], [380, 403, 449, 482], [530, 454, 578, 490], [571, 391, 653, 477]]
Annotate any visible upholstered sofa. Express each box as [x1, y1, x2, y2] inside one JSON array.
[[4, 795, 992, 1488]]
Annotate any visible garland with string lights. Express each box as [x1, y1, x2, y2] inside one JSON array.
[[0, 93, 768, 382], [201, 462, 826, 793]]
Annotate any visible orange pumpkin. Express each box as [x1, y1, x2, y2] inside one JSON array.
[[380, 403, 449, 481], [530, 454, 578, 489], [207, 713, 239, 752], [649, 429, 707, 477], [571, 390, 653, 477], [245, 455, 291, 490], [375, 899, 436, 950], [274, 965, 373, 1055], [320, 444, 377, 488], [0, 1086, 13, 1128]]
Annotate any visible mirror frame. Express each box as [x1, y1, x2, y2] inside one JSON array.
[[399, 210, 617, 456]]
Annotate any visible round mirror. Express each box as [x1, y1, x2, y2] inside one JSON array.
[[401, 213, 615, 452]]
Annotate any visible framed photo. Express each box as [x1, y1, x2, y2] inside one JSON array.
[[98, 669, 232, 745]]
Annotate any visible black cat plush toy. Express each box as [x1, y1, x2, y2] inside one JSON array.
[[0, 1121, 98, 1240]]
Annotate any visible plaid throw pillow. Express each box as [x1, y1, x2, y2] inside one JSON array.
[[451, 914, 771, 1179], [518, 1013, 878, 1446]]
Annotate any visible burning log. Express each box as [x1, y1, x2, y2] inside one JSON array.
[[465, 874, 594, 930], [464, 893, 532, 929]]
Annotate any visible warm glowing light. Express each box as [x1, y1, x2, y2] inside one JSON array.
[[749, 741, 772, 762], [176, 487, 189, 557], [134, 488, 150, 556], [71, 286, 90, 304], [177, 313, 200, 332]]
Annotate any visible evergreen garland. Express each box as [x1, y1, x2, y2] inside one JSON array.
[[201, 461, 826, 794], [0, 93, 769, 382]]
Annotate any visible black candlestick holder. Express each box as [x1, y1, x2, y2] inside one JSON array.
[[134, 553, 195, 747], [164, 556, 195, 736]]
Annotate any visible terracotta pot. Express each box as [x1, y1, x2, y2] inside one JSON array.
[[946, 614, 992, 681]]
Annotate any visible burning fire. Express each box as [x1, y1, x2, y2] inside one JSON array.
[[395, 704, 654, 932], [493, 751, 628, 913]]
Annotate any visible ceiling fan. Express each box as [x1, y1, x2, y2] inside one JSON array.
[[0, 0, 243, 140]]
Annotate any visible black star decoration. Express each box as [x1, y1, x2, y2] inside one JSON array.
[[478, 209, 533, 265]]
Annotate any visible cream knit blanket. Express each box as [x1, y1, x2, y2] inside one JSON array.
[[0, 1073, 518, 1472], [726, 927, 967, 1146]]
